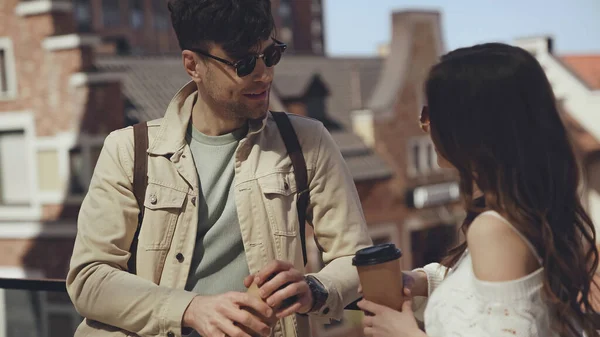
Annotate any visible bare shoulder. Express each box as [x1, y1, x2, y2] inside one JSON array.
[[467, 212, 539, 282]]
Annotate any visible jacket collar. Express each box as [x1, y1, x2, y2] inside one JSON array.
[[148, 80, 268, 156]]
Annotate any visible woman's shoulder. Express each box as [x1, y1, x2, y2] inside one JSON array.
[[467, 210, 541, 282]]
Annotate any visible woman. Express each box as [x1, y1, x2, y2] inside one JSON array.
[[357, 43, 600, 337]]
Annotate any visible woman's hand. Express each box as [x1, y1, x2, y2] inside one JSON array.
[[357, 289, 427, 337]]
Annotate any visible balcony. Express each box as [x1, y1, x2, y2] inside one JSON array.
[[0, 278, 78, 337], [0, 277, 598, 337]]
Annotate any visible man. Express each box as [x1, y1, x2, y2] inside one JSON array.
[[66, 1, 372, 336]]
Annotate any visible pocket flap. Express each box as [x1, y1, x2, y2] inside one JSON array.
[[143, 184, 187, 209], [258, 172, 298, 196]]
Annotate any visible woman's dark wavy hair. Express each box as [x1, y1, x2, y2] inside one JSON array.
[[427, 43, 599, 336]]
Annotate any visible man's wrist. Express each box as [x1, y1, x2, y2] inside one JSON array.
[[303, 275, 328, 313], [182, 295, 201, 328]]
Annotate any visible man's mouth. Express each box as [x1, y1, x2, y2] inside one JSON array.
[[244, 89, 268, 100]]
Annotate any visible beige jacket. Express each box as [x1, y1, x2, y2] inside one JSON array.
[[67, 81, 372, 337]]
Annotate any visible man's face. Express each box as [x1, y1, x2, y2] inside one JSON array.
[[196, 39, 278, 121]]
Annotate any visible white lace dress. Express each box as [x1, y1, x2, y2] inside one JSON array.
[[412, 211, 559, 337]]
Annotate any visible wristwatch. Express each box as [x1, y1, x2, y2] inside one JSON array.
[[304, 275, 329, 313]]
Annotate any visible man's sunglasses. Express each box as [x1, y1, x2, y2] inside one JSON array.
[[420, 106, 430, 133], [186, 39, 287, 78]]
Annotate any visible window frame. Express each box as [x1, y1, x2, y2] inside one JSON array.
[[0, 37, 18, 101], [0, 112, 40, 221]]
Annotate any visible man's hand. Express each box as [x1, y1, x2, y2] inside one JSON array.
[[183, 292, 273, 337], [247, 260, 314, 319]]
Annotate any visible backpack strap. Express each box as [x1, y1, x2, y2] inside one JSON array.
[[128, 121, 149, 274], [271, 111, 310, 266]]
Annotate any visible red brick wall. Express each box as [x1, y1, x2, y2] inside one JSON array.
[[0, 238, 75, 278], [77, 82, 125, 135], [354, 18, 461, 271], [0, 2, 117, 137], [290, 0, 313, 54], [373, 21, 457, 194]]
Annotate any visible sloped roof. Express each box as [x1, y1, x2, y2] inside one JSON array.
[[275, 55, 383, 129], [561, 55, 600, 90], [96, 54, 392, 182]]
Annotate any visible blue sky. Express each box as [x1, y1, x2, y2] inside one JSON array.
[[324, 0, 600, 56]]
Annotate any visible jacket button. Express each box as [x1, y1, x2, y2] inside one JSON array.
[[150, 194, 157, 205], [167, 332, 175, 337], [284, 182, 289, 190], [323, 307, 330, 314], [191, 197, 196, 206], [176, 253, 184, 262]]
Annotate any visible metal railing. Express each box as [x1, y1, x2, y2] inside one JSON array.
[[0, 277, 598, 336], [0, 278, 78, 337], [0, 278, 66, 292]]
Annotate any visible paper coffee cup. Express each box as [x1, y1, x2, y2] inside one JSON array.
[[352, 243, 404, 311]]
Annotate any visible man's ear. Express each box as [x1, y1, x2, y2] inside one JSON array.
[[182, 50, 202, 81]]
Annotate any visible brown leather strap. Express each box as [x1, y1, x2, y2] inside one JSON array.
[[271, 111, 310, 266], [128, 122, 149, 274]]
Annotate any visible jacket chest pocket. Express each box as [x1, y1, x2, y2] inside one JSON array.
[[140, 183, 187, 251], [258, 172, 299, 237]]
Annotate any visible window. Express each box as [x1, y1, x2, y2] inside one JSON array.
[[0, 49, 7, 93], [74, 0, 92, 32], [311, 20, 322, 36], [68, 147, 85, 195], [311, 0, 321, 15], [102, 0, 121, 27], [369, 223, 400, 247], [130, 0, 144, 29], [0, 130, 31, 206], [0, 37, 18, 100], [68, 143, 103, 198], [152, 0, 169, 31], [35, 134, 106, 204], [279, 1, 292, 17], [312, 41, 323, 54], [0, 112, 39, 220], [411, 224, 457, 268], [37, 150, 61, 193], [408, 136, 441, 177]]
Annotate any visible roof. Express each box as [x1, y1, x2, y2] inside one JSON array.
[[560, 55, 600, 90], [97, 54, 392, 182], [330, 131, 392, 181], [368, 11, 444, 114], [275, 55, 384, 129], [97, 55, 190, 123]]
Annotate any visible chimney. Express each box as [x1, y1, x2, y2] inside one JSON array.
[[350, 65, 362, 110], [513, 36, 554, 56], [351, 109, 375, 147]]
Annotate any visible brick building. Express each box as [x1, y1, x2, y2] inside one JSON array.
[[96, 10, 460, 337], [271, 0, 325, 55], [2, 1, 599, 337], [68, 0, 326, 55], [0, 0, 124, 335]]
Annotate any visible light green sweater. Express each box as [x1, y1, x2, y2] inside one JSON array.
[[184, 123, 250, 296]]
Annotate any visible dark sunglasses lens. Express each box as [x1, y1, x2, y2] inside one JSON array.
[[264, 46, 282, 67], [236, 56, 257, 77]]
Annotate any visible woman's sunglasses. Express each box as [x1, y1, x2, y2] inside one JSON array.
[[420, 106, 430, 133], [186, 39, 287, 78]]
